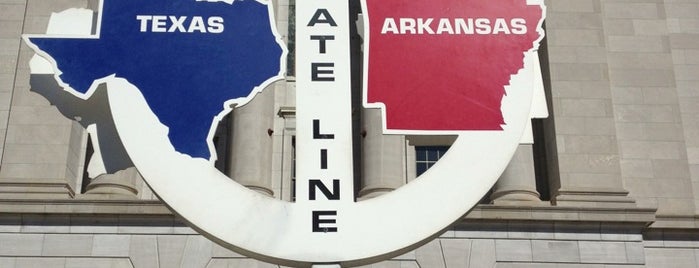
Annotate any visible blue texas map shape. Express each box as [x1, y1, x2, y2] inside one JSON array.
[[27, 0, 284, 159]]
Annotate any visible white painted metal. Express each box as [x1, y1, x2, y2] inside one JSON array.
[[25, 0, 546, 266]]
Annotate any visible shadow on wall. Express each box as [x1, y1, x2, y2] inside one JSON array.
[[29, 74, 134, 176]]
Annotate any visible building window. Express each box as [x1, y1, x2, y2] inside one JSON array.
[[415, 146, 450, 176]]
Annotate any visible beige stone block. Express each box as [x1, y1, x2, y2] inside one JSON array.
[[564, 135, 618, 154], [3, 144, 70, 164], [7, 106, 75, 126], [556, 117, 587, 135], [665, 3, 699, 19], [495, 240, 532, 262], [609, 53, 673, 70], [608, 36, 670, 53], [626, 178, 659, 198], [656, 197, 695, 215], [156, 235, 186, 267], [625, 242, 645, 264], [633, 19, 670, 35], [0, 55, 18, 74], [554, 222, 601, 240], [652, 159, 691, 178], [560, 98, 611, 117], [181, 236, 213, 267], [0, 38, 20, 56], [0, 163, 66, 180], [645, 248, 697, 267], [91, 234, 130, 257], [567, 173, 625, 189], [5, 124, 72, 145], [42, 234, 93, 257], [468, 239, 495, 268], [604, 3, 662, 19], [616, 122, 646, 140], [614, 104, 679, 123], [0, 233, 44, 256], [688, 147, 699, 164], [552, 63, 607, 82], [558, 153, 620, 174], [65, 257, 133, 268], [549, 0, 596, 13], [612, 87, 644, 105], [670, 34, 699, 49], [0, 19, 22, 39], [0, 257, 16, 268], [441, 239, 470, 268], [550, 29, 603, 47], [550, 81, 583, 98], [414, 240, 445, 268], [547, 46, 580, 63], [610, 69, 675, 87], [531, 240, 580, 263], [683, 49, 699, 65], [0, 3, 25, 21], [15, 257, 65, 268], [646, 123, 685, 141], [620, 141, 684, 160], [546, 13, 604, 31], [129, 235, 159, 268], [0, 73, 15, 91], [676, 66, 699, 81], [579, 241, 628, 264]]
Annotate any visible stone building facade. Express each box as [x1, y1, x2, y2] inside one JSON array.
[[1, 0, 699, 267]]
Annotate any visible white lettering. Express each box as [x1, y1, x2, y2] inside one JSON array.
[[136, 15, 225, 34], [475, 18, 491, 34], [417, 18, 434, 34], [436, 18, 454, 34], [136, 15, 152, 32], [152, 15, 168, 32], [454, 18, 474, 34], [510, 18, 527, 34], [399, 18, 416, 34], [379, 17, 527, 35], [381, 18, 399, 34], [207, 16, 225, 33], [168, 16, 187, 32], [188, 16, 207, 33], [492, 18, 511, 34]]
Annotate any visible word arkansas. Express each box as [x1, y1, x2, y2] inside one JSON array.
[[381, 17, 527, 35], [136, 15, 224, 33]]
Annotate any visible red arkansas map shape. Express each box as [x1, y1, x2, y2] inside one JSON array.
[[363, 0, 543, 131]]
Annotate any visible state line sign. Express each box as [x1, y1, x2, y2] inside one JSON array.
[[23, 0, 545, 266]]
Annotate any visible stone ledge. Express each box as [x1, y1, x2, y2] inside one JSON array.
[[0, 199, 172, 215], [650, 215, 699, 229], [464, 204, 657, 225], [0, 201, 663, 228]]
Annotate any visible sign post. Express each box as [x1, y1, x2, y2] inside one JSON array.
[[295, 0, 356, 237]]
